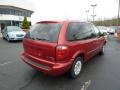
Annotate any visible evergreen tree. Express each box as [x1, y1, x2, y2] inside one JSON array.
[[22, 17, 29, 29]]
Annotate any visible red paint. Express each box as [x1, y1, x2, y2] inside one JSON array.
[[21, 21, 106, 76]]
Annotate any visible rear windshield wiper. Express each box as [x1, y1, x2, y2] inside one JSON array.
[[36, 38, 50, 41]]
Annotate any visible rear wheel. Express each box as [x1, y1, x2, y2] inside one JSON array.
[[69, 56, 83, 79], [99, 45, 105, 55]]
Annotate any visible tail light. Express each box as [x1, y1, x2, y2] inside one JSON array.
[[56, 45, 68, 59]]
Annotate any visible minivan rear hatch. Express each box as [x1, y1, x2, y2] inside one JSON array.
[[23, 22, 62, 62]]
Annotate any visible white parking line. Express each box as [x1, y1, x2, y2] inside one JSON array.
[[0, 61, 13, 66], [80, 80, 91, 90]]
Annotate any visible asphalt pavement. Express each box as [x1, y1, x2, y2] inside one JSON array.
[[0, 35, 120, 90], [0, 33, 2, 38]]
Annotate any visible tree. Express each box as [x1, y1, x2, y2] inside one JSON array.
[[22, 17, 29, 29], [94, 18, 120, 26]]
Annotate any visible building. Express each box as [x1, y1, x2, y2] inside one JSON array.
[[0, 0, 34, 31]]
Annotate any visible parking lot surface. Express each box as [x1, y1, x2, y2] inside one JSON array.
[[0, 35, 120, 90], [0, 33, 2, 38]]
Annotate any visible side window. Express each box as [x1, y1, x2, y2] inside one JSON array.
[[92, 25, 100, 37], [67, 22, 94, 41]]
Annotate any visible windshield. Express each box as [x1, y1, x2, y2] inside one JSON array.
[[27, 23, 62, 42], [7, 26, 22, 32]]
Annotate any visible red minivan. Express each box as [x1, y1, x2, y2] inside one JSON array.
[[21, 21, 106, 78]]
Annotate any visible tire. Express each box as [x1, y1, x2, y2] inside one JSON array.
[[6, 35, 10, 42], [2, 35, 5, 39], [99, 45, 105, 55], [69, 56, 83, 79]]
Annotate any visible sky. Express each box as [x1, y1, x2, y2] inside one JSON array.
[[0, 0, 33, 10], [27, 0, 119, 24]]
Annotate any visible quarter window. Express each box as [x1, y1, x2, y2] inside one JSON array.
[[67, 22, 95, 41]]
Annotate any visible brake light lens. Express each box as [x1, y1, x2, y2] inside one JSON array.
[[56, 45, 68, 59]]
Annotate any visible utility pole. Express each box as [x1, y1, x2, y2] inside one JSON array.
[[117, 0, 120, 28], [91, 4, 97, 23], [85, 10, 89, 21]]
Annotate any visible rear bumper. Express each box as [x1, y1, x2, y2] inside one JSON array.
[[21, 53, 73, 76]]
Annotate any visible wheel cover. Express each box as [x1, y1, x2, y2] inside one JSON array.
[[74, 61, 82, 76], [103, 46, 105, 52], [7, 36, 10, 41]]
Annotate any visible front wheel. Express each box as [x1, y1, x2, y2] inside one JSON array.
[[2, 35, 5, 39], [6, 35, 10, 42], [69, 57, 83, 79]]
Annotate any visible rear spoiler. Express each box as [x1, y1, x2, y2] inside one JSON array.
[[37, 21, 60, 24]]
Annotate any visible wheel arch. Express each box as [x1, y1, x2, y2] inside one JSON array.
[[72, 51, 85, 63]]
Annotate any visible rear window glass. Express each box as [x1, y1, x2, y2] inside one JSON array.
[[28, 23, 62, 42]]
